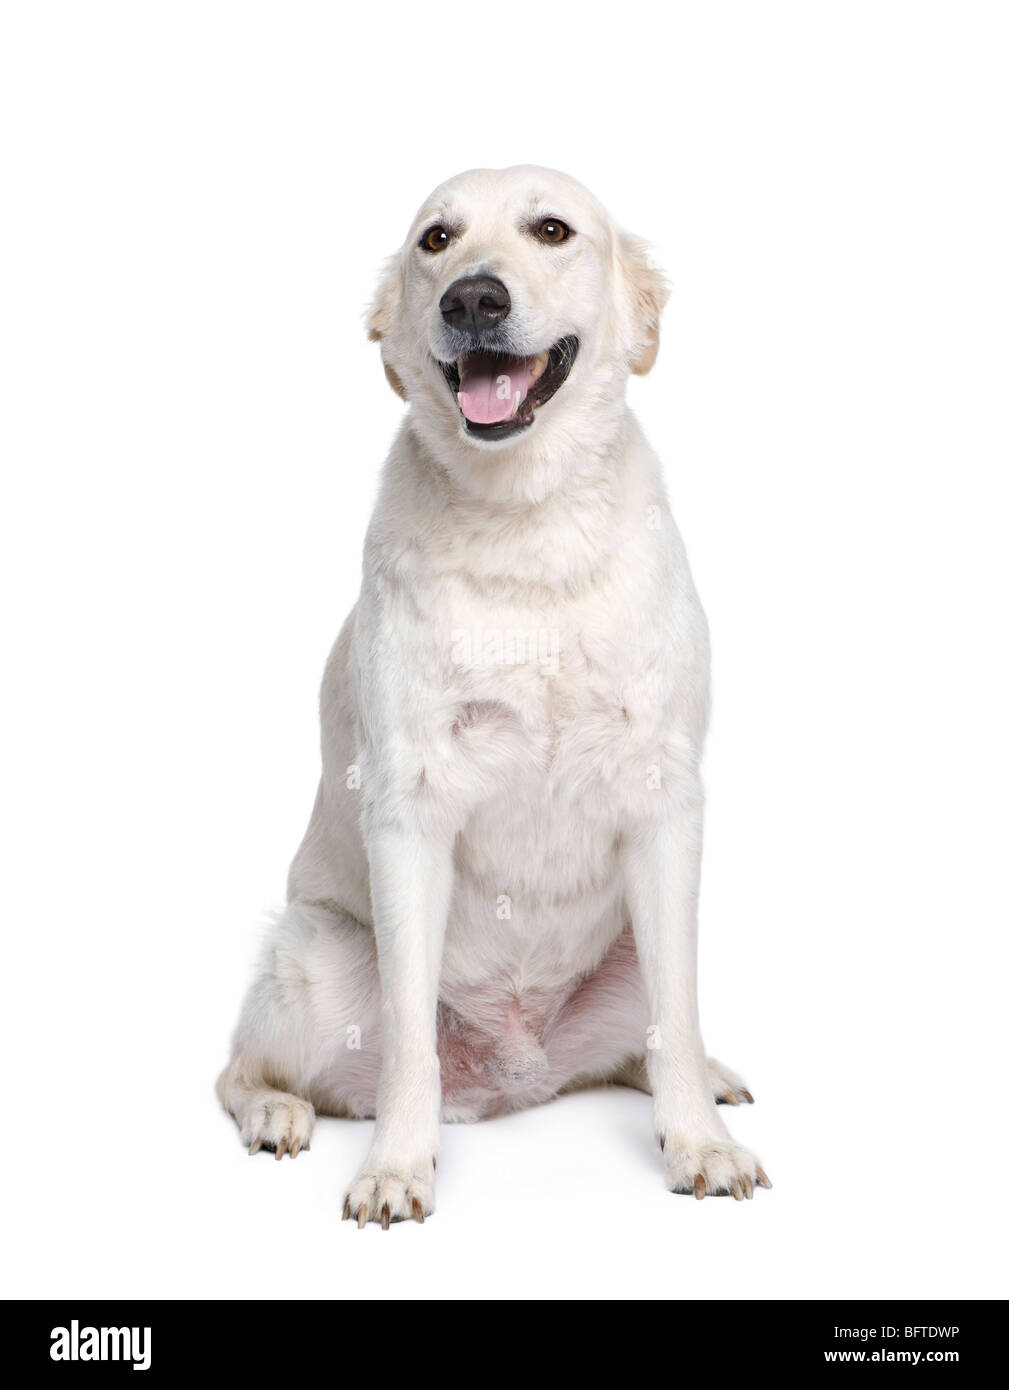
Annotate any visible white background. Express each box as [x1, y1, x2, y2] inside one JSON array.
[[2, 2, 1007, 1301]]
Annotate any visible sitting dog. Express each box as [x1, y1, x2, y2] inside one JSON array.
[[217, 165, 770, 1226]]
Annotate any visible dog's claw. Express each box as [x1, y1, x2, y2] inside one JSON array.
[[743, 1173, 753, 1199], [693, 1174, 706, 1200], [730, 1179, 744, 1201], [342, 1197, 351, 1221], [411, 1197, 425, 1224], [380, 1203, 391, 1231], [756, 1165, 773, 1189], [357, 1205, 367, 1229], [741, 1089, 754, 1104], [275, 1137, 288, 1161], [289, 1139, 302, 1160], [248, 1138, 262, 1156], [723, 1091, 739, 1106]]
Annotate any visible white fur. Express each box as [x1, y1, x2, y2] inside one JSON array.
[[217, 166, 767, 1222]]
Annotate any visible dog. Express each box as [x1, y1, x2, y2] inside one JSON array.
[[217, 165, 770, 1225]]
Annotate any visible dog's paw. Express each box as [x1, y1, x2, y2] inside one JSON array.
[[241, 1092, 314, 1159], [342, 1158, 435, 1229], [707, 1056, 755, 1107], [662, 1136, 771, 1200]]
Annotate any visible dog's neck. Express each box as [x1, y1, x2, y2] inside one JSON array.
[[406, 385, 633, 510], [375, 404, 651, 602]]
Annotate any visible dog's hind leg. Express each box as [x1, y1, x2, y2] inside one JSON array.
[[609, 1054, 754, 1106], [707, 1056, 755, 1106], [216, 899, 383, 1156], [542, 929, 755, 1108], [216, 1066, 316, 1159]]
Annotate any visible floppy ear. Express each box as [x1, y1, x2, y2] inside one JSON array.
[[618, 233, 670, 376], [366, 254, 407, 400]]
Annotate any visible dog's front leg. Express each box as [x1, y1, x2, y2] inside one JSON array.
[[343, 822, 454, 1228], [624, 802, 770, 1200]]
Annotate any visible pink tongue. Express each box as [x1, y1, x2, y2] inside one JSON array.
[[457, 353, 533, 425]]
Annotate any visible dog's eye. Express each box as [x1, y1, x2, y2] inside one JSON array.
[[535, 217, 572, 245], [420, 224, 451, 253]]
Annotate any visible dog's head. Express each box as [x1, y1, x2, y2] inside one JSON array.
[[367, 166, 668, 456]]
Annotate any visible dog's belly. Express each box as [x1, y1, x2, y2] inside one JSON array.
[[437, 657, 639, 994], [437, 774, 634, 1109], [446, 792, 624, 983]]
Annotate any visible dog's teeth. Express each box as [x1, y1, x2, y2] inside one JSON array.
[[529, 351, 549, 383]]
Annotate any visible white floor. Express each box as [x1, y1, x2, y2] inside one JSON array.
[[7, 1014, 1000, 1301]]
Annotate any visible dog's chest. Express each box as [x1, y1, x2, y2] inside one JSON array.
[[434, 605, 659, 990], [443, 595, 653, 799]]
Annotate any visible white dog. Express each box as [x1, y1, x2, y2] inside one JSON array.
[[217, 165, 770, 1226]]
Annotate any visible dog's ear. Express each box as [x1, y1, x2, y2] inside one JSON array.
[[366, 255, 407, 400], [618, 233, 670, 376]]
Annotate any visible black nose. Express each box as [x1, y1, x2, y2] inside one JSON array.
[[439, 275, 511, 334]]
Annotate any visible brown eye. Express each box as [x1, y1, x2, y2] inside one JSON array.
[[421, 224, 451, 253], [536, 217, 572, 245]]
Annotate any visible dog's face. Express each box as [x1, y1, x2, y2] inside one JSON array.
[[368, 166, 667, 453]]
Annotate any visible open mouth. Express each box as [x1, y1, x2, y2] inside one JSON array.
[[439, 336, 579, 440]]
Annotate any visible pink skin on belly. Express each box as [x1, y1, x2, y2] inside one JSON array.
[[437, 925, 645, 1108]]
